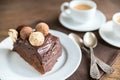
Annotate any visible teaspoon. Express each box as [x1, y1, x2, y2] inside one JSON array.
[[83, 32, 101, 79], [68, 33, 89, 53], [68, 33, 114, 74]]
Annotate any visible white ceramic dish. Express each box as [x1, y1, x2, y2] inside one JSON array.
[[99, 21, 120, 48], [59, 9, 106, 32], [0, 30, 82, 80]]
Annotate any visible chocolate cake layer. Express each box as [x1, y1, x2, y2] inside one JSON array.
[[36, 34, 62, 63], [43, 49, 62, 72], [13, 33, 62, 74]]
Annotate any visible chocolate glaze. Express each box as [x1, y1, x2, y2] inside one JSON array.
[[13, 33, 62, 74]]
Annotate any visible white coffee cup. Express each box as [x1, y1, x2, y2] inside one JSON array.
[[112, 12, 120, 37], [60, 0, 97, 23]]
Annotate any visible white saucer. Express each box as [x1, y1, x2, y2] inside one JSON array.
[[59, 9, 106, 32], [99, 21, 120, 48], [0, 30, 82, 80]]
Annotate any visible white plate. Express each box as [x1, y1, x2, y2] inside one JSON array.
[[99, 21, 120, 48], [0, 30, 82, 80], [59, 9, 106, 32]]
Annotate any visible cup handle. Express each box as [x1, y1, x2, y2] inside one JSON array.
[[60, 2, 70, 15]]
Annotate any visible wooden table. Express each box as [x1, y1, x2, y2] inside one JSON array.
[[0, 0, 120, 80]]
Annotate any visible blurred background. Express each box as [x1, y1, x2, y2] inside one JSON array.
[[0, 0, 120, 41]]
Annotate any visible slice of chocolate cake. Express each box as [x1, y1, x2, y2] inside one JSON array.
[[8, 22, 62, 74]]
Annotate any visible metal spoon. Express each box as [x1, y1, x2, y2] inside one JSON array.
[[83, 32, 101, 79], [83, 32, 114, 74], [68, 33, 89, 53], [68, 33, 114, 74]]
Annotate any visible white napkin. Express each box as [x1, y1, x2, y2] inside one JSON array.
[[0, 37, 13, 50]]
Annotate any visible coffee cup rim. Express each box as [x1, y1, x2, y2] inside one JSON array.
[[69, 0, 97, 12], [113, 12, 120, 25]]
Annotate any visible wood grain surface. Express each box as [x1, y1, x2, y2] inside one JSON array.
[[0, 0, 120, 80]]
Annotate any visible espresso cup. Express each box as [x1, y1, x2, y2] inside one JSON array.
[[112, 12, 120, 37], [61, 0, 97, 23]]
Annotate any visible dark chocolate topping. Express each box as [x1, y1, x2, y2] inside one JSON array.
[[13, 32, 62, 74], [14, 33, 60, 62]]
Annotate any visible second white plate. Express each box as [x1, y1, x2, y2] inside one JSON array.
[[59, 9, 106, 32], [99, 21, 120, 48]]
